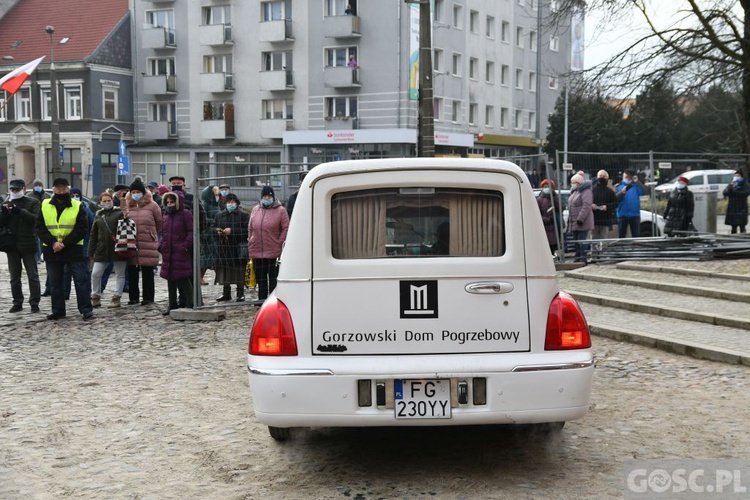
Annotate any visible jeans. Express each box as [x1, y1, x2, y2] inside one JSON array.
[[47, 259, 93, 316], [92, 261, 126, 297], [254, 258, 278, 300], [571, 230, 590, 263], [128, 265, 155, 303], [591, 225, 611, 240], [168, 278, 193, 309], [7, 251, 41, 307], [64, 261, 91, 299], [618, 216, 641, 238]]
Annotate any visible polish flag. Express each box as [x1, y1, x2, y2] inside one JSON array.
[[0, 56, 45, 95]]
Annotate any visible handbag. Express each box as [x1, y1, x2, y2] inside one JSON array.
[[0, 226, 15, 252], [245, 259, 257, 289], [114, 217, 138, 259]]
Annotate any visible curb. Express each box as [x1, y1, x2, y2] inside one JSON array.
[[168, 308, 227, 321], [590, 324, 750, 366], [616, 262, 750, 282]]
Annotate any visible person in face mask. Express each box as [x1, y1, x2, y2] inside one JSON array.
[[218, 183, 231, 209], [663, 176, 694, 236], [28, 178, 50, 204], [88, 192, 127, 308], [615, 169, 644, 238], [536, 179, 563, 255], [212, 193, 249, 302], [723, 170, 750, 234], [248, 186, 289, 303], [199, 185, 222, 286], [62, 188, 95, 303], [158, 191, 194, 315], [1, 179, 42, 313], [34, 177, 94, 320], [591, 170, 618, 240], [123, 178, 163, 306]]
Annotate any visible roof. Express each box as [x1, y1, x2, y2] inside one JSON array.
[[0, 0, 128, 65]]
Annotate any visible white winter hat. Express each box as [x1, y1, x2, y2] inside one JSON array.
[[571, 173, 585, 185]]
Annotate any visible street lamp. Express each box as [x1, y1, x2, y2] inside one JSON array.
[[46, 25, 61, 178]]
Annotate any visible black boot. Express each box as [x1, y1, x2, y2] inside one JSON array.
[[236, 285, 245, 302], [216, 285, 231, 302]]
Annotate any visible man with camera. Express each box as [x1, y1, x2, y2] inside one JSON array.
[[1, 179, 42, 313], [615, 169, 645, 238]]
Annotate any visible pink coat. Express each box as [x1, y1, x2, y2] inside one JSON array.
[[124, 189, 163, 266], [248, 201, 289, 259]]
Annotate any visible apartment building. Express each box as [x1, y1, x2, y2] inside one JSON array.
[[131, 0, 573, 200], [0, 0, 133, 196]]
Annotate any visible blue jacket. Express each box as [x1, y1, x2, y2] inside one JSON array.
[[615, 181, 643, 218]]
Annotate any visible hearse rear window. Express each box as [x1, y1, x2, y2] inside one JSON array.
[[331, 187, 505, 259]]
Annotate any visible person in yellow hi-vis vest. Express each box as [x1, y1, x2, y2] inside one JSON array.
[[34, 178, 94, 321]]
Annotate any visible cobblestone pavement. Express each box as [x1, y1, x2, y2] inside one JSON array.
[[1, 258, 748, 498]]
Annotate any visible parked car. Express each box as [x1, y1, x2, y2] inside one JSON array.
[[247, 158, 594, 441], [533, 189, 665, 237], [655, 169, 736, 199]]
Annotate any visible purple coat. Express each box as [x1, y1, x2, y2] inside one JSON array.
[[159, 191, 194, 281], [568, 181, 595, 231]]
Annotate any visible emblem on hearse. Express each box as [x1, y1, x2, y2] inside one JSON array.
[[400, 280, 438, 319]]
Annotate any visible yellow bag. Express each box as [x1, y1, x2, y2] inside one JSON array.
[[245, 259, 256, 288]]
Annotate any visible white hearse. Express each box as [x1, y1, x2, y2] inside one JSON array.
[[247, 158, 593, 441]]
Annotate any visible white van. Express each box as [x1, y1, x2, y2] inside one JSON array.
[[247, 158, 594, 441], [655, 169, 735, 198]]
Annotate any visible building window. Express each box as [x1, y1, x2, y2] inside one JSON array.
[[148, 57, 176, 76], [485, 105, 494, 128], [0, 92, 6, 121], [433, 0, 444, 23], [325, 47, 357, 67], [516, 27, 524, 48], [149, 102, 175, 122], [486, 15, 495, 38], [501, 21, 509, 43], [325, 96, 357, 118], [15, 86, 31, 121], [433, 98, 443, 121], [549, 76, 558, 90], [469, 57, 478, 79], [529, 71, 536, 91], [263, 51, 291, 71], [515, 68, 523, 89], [529, 30, 537, 51], [203, 100, 231, 120], [469, 10, 479, 33], [146, 9, 175, 29], [433, 48, 444, 72], [40, 87, 51, 121], [203, 4, 231, 25], [550, 36, 559, 52], [513, 109, 522, 129], [203, 54, 232, 74], [469, 102, 478, 125], [262, 99, 293, 119], [262, 1, 284, 21], [500, 107, 508, 128], [452, 53, 461, 76], [103, 87, 118, 120], [452, 4, 462, 29], [486, 61, 495, 84], [451, 100, 461, 122], [64, 84, 82, 120], [501, 65, 509, 86], [529, 111, 536, 132], [550, 0, 558, 13]]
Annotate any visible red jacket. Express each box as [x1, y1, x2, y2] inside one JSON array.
[[248, 201, 289, 259]]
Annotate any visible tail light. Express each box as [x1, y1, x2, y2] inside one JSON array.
[[249, 297, 298, 356], [545, 291, 591, 350]]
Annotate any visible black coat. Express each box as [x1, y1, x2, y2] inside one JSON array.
[[0, 195, 41, 254], [663, 189, 694, 235], [34, 196, 89, 261], [723, 181, 750, 227], [592, 181, 618, 227], [212, 209, 250, 264]]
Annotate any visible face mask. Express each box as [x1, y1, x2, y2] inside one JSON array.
[[72, 196, 81, 201], [10, 190, 24, 200], [101, 202, 113, 210], [261, 199, 273, 207], [597, 178, 608, 186], [131, 193, 143, 202], [733, 177, 742, 182], [34, 186, 43, 193], [171, 185, 183, 191], [226, 203, 237, 211], [56, 193, 71, 202], [571, 183, 580, 189], [622, 178, 632, 185], [165, 206, 176, 215], [676, 182, 687, 190], [542, 188, 551, 195], [220, 190, 229, 197]]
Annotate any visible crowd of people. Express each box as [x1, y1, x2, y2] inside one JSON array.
[[536, 168, 750, 264], [0, 175, 290, 320]]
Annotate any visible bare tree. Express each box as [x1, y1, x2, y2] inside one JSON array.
[[554, 0, 750, 154]]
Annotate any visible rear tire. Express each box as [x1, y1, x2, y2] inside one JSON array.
[[640, 222, 654, 237], [268, 426, 290, 442]]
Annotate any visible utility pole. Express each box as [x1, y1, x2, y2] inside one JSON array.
[[407, 0, 434, 157], [47, 25, 61, 178]]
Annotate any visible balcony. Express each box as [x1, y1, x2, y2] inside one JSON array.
[[144, 120, 177, 140], [141, 0, 173, 3], [260, 119, 294, 139], [323, 67, 360, 88], [141, 26, 177, 49], [324, 116, 359, 130], [142, 75, 177, 95], [259, 70, 295, 91], [200, 73, 234, 93], [323, 15, 361, 38], [202, 102, 235, 139], [200, 24, 233, 46], [259, 19, 293, 42]]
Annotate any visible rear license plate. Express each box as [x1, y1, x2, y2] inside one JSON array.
[[394, 379, 451, 419]]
